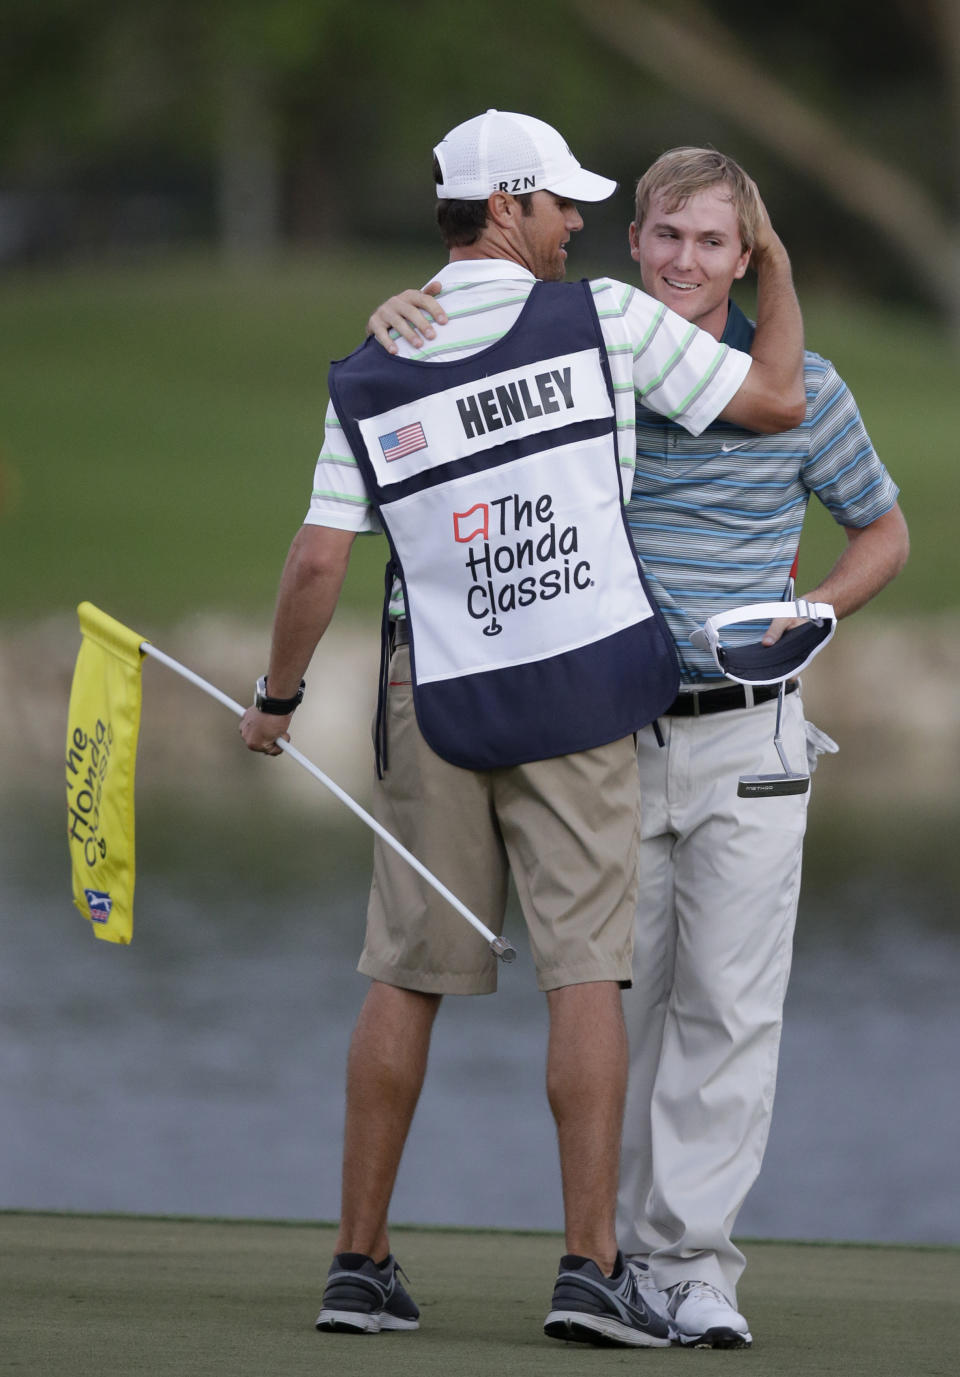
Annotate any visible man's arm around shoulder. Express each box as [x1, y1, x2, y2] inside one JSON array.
[[719, 208, 806, 435]]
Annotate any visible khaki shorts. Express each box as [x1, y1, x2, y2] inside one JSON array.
[[358, 645, 640, 995]]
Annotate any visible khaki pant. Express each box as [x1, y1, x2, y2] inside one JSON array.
[[359, 646, 641, 994], [618, 688, 810, 1302]]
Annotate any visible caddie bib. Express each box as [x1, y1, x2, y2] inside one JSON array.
[[328, 279, 679, 771]]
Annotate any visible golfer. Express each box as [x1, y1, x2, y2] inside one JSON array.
[[240, 109, 805, 1347]]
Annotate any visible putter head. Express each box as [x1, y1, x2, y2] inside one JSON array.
[[738, 772, 810, 798]]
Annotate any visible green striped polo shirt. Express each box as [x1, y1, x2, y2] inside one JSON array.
[[305, 258, 751, 617], [306, 258, 749, 526]]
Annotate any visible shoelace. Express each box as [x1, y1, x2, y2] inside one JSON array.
[[622, 1262, 677, 1338], [668, 1279, 729, 1313], [626, 1260, 663, 1294], [622, 1266, 662, 1312]]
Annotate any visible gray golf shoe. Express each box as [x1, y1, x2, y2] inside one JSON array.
[[544, 1251, 673, 1347], [315, 1252, 419, 1334]]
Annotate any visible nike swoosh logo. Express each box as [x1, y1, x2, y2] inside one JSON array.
[[720, 441, 750, 453]]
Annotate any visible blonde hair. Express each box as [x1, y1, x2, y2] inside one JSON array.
[[634, 148, 762, 252]]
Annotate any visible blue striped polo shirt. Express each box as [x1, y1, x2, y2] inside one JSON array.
[[627, 300, 900, 684]]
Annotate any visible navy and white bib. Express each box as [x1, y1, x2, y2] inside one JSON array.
[[329, 280, 678, 771]]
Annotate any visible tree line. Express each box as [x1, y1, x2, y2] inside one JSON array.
[[1, 0, 954, 327]]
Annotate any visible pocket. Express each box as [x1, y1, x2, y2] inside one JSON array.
[[805, 719, 839, 774]]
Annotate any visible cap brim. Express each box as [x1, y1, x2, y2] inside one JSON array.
[[717, 621, 835, 685], [543, 167, 618, 202]]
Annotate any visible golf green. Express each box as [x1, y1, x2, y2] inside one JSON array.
[[3, 1212, 957, 1375]]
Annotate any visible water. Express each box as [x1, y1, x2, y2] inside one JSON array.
[[3, 807, 959, 1246]]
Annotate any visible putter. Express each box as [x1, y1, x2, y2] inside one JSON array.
[[739, 573, 810, 799], [690, 582, 837, 803], [737, 679, 810, 798]]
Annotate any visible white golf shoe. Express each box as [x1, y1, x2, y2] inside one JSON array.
[[665, 1279, 752, 1348]]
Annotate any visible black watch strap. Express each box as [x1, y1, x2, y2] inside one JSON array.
[[254, 675, 305, 715]]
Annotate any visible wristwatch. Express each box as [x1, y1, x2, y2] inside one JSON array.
[[254, 675, 305, 715]]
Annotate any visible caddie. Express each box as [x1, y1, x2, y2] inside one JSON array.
[[240, 110, 805, 1347]]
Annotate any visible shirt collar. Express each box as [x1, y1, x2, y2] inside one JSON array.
[[427, 258, 537, 290], [720, 298, 756, 351]]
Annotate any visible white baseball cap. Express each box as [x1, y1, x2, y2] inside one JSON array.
[[689, 600, 837, 686], [433, 109, 617, 203]]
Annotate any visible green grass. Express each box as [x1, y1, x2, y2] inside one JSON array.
[[0, 253, 953, 628], [0, 252, 440, 628], [3, 1212, 958, 1376]]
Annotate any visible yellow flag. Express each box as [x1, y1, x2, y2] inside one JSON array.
[[66, 603, 149, 944]]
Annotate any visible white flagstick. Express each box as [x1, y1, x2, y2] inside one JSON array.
[[140, 641, 516, 963]]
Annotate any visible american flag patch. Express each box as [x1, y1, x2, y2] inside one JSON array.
[[379, 422, 427, 461]]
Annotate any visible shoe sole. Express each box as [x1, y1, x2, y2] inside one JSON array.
[[678, 1326, 752, 1349], [544, 1311, 672, 1348], [316, 1308, 419, 1334]]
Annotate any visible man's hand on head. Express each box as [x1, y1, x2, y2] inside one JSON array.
[[747, 190, 784, 270], [367, 283, 447, 353]]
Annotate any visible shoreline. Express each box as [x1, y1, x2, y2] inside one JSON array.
[[6, 609, 959, 816]]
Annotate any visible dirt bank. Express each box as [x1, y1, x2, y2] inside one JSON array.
[[5, 610, 959, 817]]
